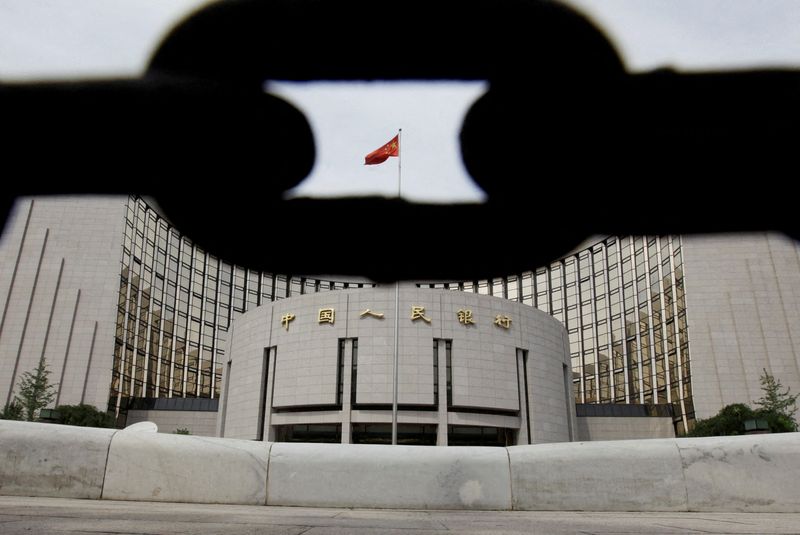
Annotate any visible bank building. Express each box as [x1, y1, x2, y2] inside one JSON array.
[[2, 195, 799, 445]]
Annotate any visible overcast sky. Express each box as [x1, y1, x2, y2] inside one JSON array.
[[2, 0, 799, 203]]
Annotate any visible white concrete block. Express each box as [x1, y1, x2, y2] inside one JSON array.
[[508, 439, 687, 511], [103, 431, 270, 504], [677, 434, 800, 512], [0, 420, 115, 499], [267, 442, 511, 510], [123, 421, 157, 433]]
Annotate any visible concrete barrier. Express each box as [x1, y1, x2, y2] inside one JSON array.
[[102, 425, 270, 504], [1, 420, 799, 512], [677, 434, 800, 512], [509, 439, 687, 511], [267, 442, 512, 510], [0, 420, 116, 499]]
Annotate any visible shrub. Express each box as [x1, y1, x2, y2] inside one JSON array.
[[54, 404, 117, 428]]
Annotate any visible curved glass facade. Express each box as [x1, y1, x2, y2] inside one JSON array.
[[110, 197, 376, 414], [112, 196, 692, 434], [419, 236, 693, 434]]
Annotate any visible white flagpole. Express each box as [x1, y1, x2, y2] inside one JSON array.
[[397, 128, 402, 198], [392, 128, 401, 445]]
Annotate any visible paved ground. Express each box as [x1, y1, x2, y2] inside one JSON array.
[[2, 496, 800, 534]]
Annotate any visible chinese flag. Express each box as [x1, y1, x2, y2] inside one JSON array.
[[364, 134, 399, 165]]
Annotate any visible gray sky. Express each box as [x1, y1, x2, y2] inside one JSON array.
[[2, 0, 799, 203], [270, 80, 489, 203]]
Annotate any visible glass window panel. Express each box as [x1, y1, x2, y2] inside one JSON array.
[[580, 278, 592, 300], [522, 272, 533, 298], [305, 279, 316, 294], [606, 237, 617, 256], [611, 315, 623, 339], [622, 258, 634, 286], [579, 253, 590, 274], [551, 287, 563, 311], [232, 294, 244, 312], [204, 298, 216, 317], [623, 286, 635, 312], [275, 275, 288, 299], [613, 343, 624, 370], [218, 305, 230, 327], [597, 328, 608, 348], [535, 269, 548, 292], [290, 277, 302, 297], [582, 326, 595, 350], [566, 288, 578, 307], [247, 271, 259, 291], [673, 245, 682, 267], [536, 291, 547, 312], [596, 298, 607, 322], [219, 262, 231, 282], [507, 277, 518, 301], [566, 306, 578, 327], [639, 305, 649, 333], [624, 319, 636, 339], [233, 266, 245, 286], [637, 277, 648, 303], [477, 280, 489, 295], [190, 293, 202, 319], [609, 290, 621, 313], [594, 273, 605, 296], [193, 269, 205, 294], [564, 259, 576, 279], [607, 264, 619, 291], [569, 331, 580, 348], [491, 279, 504, 297]]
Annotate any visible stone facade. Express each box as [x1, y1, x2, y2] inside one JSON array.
[[218, 286, 575, 445], [2, 195, 800, 441], [682, 233, 800, 419], [0, 197, 126, 412]]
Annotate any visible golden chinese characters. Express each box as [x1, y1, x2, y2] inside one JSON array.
[[318, 308, 335, 324], [494, 315, 512, 329], [281, 313, 296, 331], [411, 306, 431, 323], [457, 309, 475, 325]]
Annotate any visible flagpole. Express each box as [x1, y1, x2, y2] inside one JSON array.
[[392, 128, 401, 446], [397, 128, 402, 197]]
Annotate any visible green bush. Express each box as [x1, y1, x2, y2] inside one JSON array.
[[54, 404, 117, 428], [688, 403, 755, 436], [688, 370, 798, 436], [756, 409, 796, 433], [0, 400, 24, 421]]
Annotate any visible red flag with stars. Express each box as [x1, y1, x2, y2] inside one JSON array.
[[364, 134, 399, 165]]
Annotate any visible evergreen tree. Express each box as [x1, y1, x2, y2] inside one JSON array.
[[689, 370, 799, 436], [753, 368, 798, 430], [14, 358, 58, 421]]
